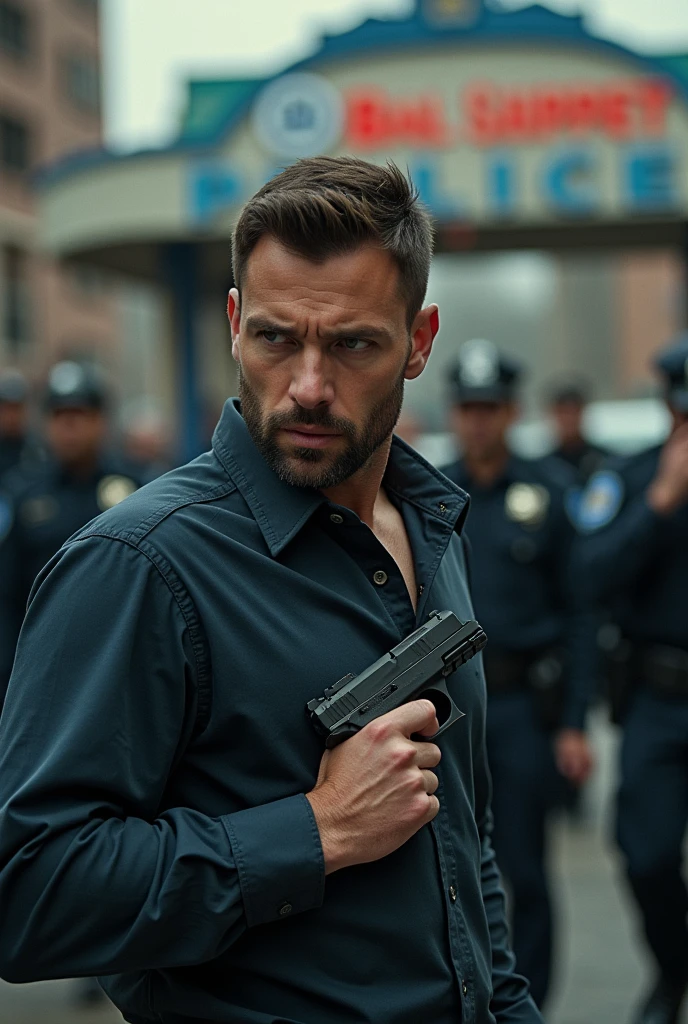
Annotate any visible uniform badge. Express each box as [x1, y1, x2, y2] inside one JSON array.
[[576, 471, 624, 533], [457, 339, 499, 388], [97, 475, 137, 511], [0, 495, 14, 543], [505, 483, 550, 528], [19, 495, 59, 527]]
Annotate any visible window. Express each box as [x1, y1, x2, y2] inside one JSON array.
[[63, 52, 101, 114], [0, 113, 29, 172], [0, 1, 29, 59], [3, 246, 31, 351]]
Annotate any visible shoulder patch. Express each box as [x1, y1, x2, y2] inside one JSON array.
[[0, 494, 13, 543], [576, 471, 624, 533]]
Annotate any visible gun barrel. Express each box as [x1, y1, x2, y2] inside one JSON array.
[[307, 610, 487, 743]]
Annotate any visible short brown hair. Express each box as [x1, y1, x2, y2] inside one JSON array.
[[231, 156, 434, 326]]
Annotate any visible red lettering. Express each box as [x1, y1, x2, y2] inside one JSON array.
[[600, 87, 632, 138], [464, 85, 499, 144], [636, 79, 672, 135], [567, 90, 598, 134], [345, 91, 391, 149]]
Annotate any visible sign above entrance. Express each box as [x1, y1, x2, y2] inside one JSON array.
[[346, 79, 673, 149]]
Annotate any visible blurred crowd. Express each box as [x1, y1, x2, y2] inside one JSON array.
[[0, 334, 687, 1024]]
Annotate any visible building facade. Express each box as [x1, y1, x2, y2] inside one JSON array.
[[36, 0, 688, 455], [0, 0, 116, 380]]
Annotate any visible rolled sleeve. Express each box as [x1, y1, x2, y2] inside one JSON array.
[[223, 792, 325, 927]]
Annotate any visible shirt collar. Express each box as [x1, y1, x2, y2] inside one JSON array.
[[212, 399, 470, 557]]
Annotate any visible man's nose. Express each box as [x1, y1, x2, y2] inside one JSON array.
[[288, 350, 334, 410]]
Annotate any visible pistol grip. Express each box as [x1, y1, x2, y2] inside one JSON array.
[[422, 678, 466, 740]]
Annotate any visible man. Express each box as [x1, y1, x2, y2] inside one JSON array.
[[441, 340, 594, 1009], [0, 369, 40, 479], [0, 158, 541, 1024], [547, 379, 607, 483], [0, 360, 140, 703], [574, 335, 688, 1024]]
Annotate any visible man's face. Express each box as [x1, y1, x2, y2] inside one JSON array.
[[228, 237, 437, 489], [0, 401, 26, 438], [46, 407, 107, 466], [451, 401, 516, 461], [551, 399, 584, 446]]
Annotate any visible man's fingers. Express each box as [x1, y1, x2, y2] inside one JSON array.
[[413, 741, 442, 769], [372, 699, 440, 740], [420, 769, 439, 795]]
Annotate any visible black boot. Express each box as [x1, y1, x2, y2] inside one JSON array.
[[632, 976, 688, 1024]]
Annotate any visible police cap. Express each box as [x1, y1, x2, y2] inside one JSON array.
[[448, 339, 522, 404], [0, 369, 28, 405], [44, 361, 108, 412], [654, 333, 688, 414]]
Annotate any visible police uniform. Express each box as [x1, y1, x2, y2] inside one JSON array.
[[0, 370, 43, 481], [574, 337, 688, 1024], [441, 342, 593, 1008], [0, 363, 141, 704], [547, 383, 607, 484]]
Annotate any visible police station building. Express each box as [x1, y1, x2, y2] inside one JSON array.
[[37, 0, 688, 457]]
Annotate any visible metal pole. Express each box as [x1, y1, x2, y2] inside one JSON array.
[[163, 242, 204, 464]]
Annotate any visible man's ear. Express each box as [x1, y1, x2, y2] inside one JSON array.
[[405, 304, 439, 381], [227, 289, 241, 361]]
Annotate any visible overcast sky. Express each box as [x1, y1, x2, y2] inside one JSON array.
[[101, 0, 688, 151]]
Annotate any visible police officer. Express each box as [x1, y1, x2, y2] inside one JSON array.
[[441, 340, 594, 1009], [0, 360, 141, 704], [574, 335, 688, 1024], [0, 369, 42, 480], [547, 379, 607, 483]]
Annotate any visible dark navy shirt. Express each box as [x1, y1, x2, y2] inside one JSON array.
[[0, 401, 540, 1024], [573, 446, 688, 650], [0, 457, 141, 699], [441, 454, 591, 729]]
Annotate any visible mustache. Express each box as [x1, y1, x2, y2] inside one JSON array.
[[266, 406, 357, 435]]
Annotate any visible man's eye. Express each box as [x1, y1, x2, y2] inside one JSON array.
[[340, 338, 370, 352], [260, 330, 289, 345]]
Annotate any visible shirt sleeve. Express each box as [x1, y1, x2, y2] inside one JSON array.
[[549, 488, 596, 731], [573, 492, 666, 606], [474, 749, 544, 1022], [0, 534, 325, 984], [0, 500, 23, 704]]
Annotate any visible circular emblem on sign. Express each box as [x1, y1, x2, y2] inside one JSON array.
[[505, 483, 550, 529], [252, 73, 344, 159], [97, 475, 137, 512]]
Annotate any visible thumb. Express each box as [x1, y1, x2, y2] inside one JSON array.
[[315, 748, 331, 787]]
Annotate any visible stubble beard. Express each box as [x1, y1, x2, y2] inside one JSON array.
[[238, 365, 407, 490]]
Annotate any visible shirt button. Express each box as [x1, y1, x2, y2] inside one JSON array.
[[462, 980, 468, 996], [278, 902, 293, 917], [373, 570, 388, 586], [449, 884, 457, 902], [329, 513, 344, 524]]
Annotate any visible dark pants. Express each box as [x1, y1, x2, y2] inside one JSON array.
[[616, 687, 688, 983], [486, 691, 560, 1008]]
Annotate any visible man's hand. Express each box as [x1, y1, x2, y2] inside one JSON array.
[[647, 422, 688, 517], [555, 728, 594, 786], [306, 699, 442, 875]]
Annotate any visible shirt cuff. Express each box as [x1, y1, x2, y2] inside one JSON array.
[[222, 793, 325, 928]]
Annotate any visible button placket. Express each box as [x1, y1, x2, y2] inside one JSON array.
[[373, 569, 388, 586]]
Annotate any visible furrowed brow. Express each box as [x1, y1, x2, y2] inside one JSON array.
[[319, 324, 395, 343], [244, 314, 297, 335]]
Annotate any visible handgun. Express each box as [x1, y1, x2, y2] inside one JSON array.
[[306, 610, 487, 748]]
